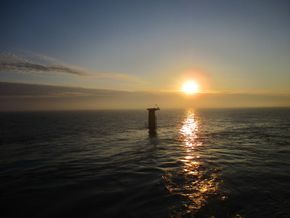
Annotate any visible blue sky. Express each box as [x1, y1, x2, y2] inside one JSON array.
[[0, 0, 290, 96]]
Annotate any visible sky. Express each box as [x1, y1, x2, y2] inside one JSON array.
[[0, 0, 290, 110]]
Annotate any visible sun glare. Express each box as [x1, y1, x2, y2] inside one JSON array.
[[182, 80, 200, 95]]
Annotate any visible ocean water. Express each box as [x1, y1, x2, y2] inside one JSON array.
[[0, 108, 290, 218]]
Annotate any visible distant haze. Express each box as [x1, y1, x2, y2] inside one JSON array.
[[0, 82, 289, 111]]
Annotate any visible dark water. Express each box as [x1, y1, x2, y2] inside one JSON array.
[[1, 108, 290, 218]]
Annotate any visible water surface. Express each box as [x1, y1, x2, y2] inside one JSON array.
[[1, 108, 290, 217]]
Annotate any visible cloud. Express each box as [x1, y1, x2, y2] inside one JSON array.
[[0, 51, 142, 82], [0, 61, 88, 76], [0, 82, 290, 111], [0, 51, 87, 75], [0, 81, 127, 98]]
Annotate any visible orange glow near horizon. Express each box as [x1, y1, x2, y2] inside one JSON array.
[[181, 80, 200, 95]]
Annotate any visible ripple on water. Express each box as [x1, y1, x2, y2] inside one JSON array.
[[161, 110, 225, 217]]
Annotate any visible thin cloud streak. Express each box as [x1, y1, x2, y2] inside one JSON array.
[[0, 51, 142, 82], [0, 62, 87, 76]]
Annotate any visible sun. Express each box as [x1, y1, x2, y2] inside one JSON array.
[[181, 80, 200, 95]]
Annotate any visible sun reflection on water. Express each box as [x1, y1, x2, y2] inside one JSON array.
[[179, 110, 202, 148], [163, 110, 220, 217]]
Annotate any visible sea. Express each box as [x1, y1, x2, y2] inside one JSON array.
[[0, 108, 290, 218]]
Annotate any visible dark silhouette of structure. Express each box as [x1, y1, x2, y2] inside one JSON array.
[[147, 106, 160, 134]]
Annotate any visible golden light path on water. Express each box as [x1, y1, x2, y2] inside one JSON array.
[[163, 110, 220, 216]]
